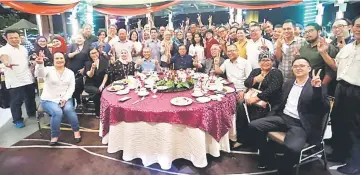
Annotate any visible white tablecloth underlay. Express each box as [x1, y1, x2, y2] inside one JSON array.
[[100, 118, 234, 170]]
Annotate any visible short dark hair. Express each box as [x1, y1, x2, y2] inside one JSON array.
[[4, 30, 20, 37], [250, 23, 261, 30], [205, 29, 214, 35], [150, 27, 158, 32], [178, 44, 187, 50], [353, 16, 360, 26], [306, 23, 321, 31], [340, 18, 352, 25], [230, 26, 238, 31], [284, 19, 296, 27], [274, 24, 282, 29], [292, 57, 311, 66], [266, 21, 273, 26], [232, 22, 239, 25], [236, 27, 246, 33], [97, 29, 107, 37]]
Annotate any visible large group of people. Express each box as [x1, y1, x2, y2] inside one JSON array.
[[0, 13, 359, 175]]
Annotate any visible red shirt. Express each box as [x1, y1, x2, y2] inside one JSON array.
[[205, 38, 219, 59]]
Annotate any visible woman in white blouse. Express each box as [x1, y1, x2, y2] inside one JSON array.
[[189, 32, 206, 62], [129, 30, 142, 63], [35, 52, 81, 146]]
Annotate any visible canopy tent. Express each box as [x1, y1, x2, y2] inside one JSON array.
[[1, 0, 304, 16], [5, 19, 37, 39]]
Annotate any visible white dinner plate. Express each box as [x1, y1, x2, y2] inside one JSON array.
[[116, 89, 130, 95], [170, 97, 193, 106], [223, 86, 235, 93], [191, 92, 204, 97], [196, 97, 211, 103], [138, 91, 149, 97], [107, 85, 124, 92]]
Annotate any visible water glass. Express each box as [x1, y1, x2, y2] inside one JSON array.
[[151, 85, 158, 98]]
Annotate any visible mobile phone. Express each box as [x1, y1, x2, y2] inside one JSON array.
[[119, 96, 131, 102]]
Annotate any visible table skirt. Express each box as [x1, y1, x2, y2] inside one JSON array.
[[100, 121, 232, 170]]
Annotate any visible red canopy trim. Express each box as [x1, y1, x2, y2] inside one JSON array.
[[93, 0, 181, 16], [1, 2, 79, 15], [204, 0, 303, 10]]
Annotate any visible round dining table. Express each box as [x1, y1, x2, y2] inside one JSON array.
[[100, 84, 237, 170]]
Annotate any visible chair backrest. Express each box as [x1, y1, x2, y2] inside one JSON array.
[[319, 97, 334, 142], [37, 78, 44, 96]]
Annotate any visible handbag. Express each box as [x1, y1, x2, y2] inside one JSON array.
[[244, 81, 268, 108]]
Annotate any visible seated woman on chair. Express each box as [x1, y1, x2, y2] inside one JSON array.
[[84, 47, 109, 119], [234, 50, 283, 148], [35, 52, 81, 146], [107, 49, 136, 83]]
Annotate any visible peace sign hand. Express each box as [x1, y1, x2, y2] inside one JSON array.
[[311, 69, 322, 87], [35, 50, 45, 64], [317, 37, 329, 54], [197, 14, 201, 22], [260, 38, 269, 51], [214, 52, 221, 65], [276, 35, 284, 48], [208, 15, 212, 23]]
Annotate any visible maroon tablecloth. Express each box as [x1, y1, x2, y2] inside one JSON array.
[[100, 87, 237, 141]]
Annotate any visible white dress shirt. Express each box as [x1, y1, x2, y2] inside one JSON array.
[[106, 36, 120, 47], [189, 44, 206, 62], [246, 37, 274, 69], [335, 41, 360, 86], [35, 64, 75, 104], [220, 57, 252, 91], [0, 43, 34, 89], [283, 81, 305, 119]]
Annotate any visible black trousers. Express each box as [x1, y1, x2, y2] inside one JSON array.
[[330, 80, 360, 160], [8, 83, 37, 123], [73, 75, 84, 106], [236, 100, 270, 144], [249, 114, 307, 175], [84, 85, 101, 116]]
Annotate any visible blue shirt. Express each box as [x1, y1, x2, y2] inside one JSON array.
[[170, 54, 193, 70], [91, 41, 111, 54], [139, 58, 157, 72]]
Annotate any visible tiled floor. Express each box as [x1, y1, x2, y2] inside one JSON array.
[[0, 105, 350, 175]]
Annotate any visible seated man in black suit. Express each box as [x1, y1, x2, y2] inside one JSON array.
[[249, 57, 330, 175]]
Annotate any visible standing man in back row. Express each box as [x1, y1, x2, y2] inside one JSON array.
[[0, 30, 36, 128]]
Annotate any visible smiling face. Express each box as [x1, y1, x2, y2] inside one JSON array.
[[194, 33, 201, 44], [52, 38, 61, 48], [186, 32, 193, 41], [150, 29, 158, 39], [131, 31, 138, 41], [118, 29, 127, 41], [83, 25, 92, 38], [249, 26, 262, 40], [53, 52, 66, 68], [89, 48, 99, 61], [282, 22, 295, 39], [178, 45, 187, 56], [120, 49, 129, 61], [259, 57, 273, 71], [164, 31, 171, 41], [292, 59, 311, 78], [176, 31, 184, 40], [143, 31, 150, 41], [76, 35, 85, 45], [332, 20, 349, 37], [37, 37, 47, 48], [6, 32, 20, 47], [142, 47, 151, 59], [98, 31, 106, 41], [108, 25, 117, 36], [236, 29, 245, 41], [273, 27, 283, 40], [226, 45, 239, 61]]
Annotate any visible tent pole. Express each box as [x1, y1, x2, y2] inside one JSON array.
[[24, 29, 27, 40]]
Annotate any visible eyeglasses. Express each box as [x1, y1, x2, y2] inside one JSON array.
[[260, 59, 272, 62], [304, 29, 315, 34], [292, 64, 308, 69], [90, 52, 98, 55], [227, 50, 237, 53], [332, 25, 347, 30]]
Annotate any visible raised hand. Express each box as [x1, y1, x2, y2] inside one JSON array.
[[214, 52, 221, 65], [292, 46, 300, 57], [276, 35, 284, 48], [197, 14, 201, 22], [154, 59, 159, 65], [337, 37, 346, 49], [317, 37, 329, 54], [35, 51, 45, 64], [91, 63, 96, 70], [137, 59, 143, 66], [311, 69, 322, 87], [185, 17, 190, 26], [137, 19, 142, 25], [260, 38, 269, 51], [208, 15, 212, 24]]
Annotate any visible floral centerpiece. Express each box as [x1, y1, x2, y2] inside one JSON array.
[[156, 70, 195, 92]]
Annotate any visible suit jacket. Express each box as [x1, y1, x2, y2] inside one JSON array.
[[84, 56, 109, 87], [199, 57, 225, 74], [269, 78, 330, 145]]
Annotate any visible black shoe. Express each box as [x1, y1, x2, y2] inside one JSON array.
[[49, 142, 58, 146], [337, 164, 360, 175], [74, 137, 82, 143], [326, 153, 347, 163]]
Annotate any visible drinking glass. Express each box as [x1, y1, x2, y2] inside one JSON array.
[[151, 85, 158, 98]]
